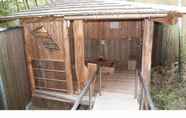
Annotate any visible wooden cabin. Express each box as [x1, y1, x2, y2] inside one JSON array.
[[1, 0, 186, 110]]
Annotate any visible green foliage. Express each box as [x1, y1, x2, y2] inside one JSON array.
[[151, 64, 186, 110], [0, 0, 48, 13], [0, 0, 48, 28], [0, 3, 10, 27], [0, 9, 9, 16]]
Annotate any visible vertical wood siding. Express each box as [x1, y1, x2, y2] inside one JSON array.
[[22, 18, 73, 94], [84, 20, 143, 70], [0, 28, 31, 109]]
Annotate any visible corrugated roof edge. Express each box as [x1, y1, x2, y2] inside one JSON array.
[[0, 1, 186, 21]]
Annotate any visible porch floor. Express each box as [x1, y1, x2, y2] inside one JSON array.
[[93, 71, 139, 110]]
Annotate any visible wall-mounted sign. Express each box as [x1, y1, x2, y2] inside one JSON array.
[[31, 25, 60, 51]]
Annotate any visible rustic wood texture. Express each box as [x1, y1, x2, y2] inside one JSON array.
[[31, 96, 73, 110], [93, 70, 139, 110], [22, 17, 73, 94], [13, 0, 186, 19], [141, 19, 154, 86], [73, 20, 89, 89], [0, 28, 31, 109], [63, 20, 74, 94], [22, 21, 35, 93], [84, 20, 143, 40], [87, 63, 98, 96], [84, 20, 142, 70], [1, 0, 185, 21], [152, 23, 179, 66], [23, 20, 65, 60]]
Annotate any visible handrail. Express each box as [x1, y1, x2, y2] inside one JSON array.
[[137, 70, 156, 110], [71, 64, 97, 110]]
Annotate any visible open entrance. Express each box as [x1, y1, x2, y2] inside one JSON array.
[[70, 20, 145, 110], [84, 20, 143, 110], [84, 20, 142, 92]]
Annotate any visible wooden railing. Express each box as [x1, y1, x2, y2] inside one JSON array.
[[71, 64, 98, 110], [135, 70, 156, 110]]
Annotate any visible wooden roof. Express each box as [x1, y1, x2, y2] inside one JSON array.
[[1, 0, 186, 20]]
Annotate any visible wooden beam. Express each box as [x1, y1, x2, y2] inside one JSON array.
[[153, 11, 182, 25], [0, 13, 168, 21], [141, 19, 154, 87], [22, 21, 35, 94], [34, 89, 94, 106], [87, 63, 97, 97], [63, 20, 73, 94], [73, 20, 88, 90], [21, 16, 63, 24], [65, 14, 168, 20], [153, 17, 178, 25], [141, 19, 154, 109]]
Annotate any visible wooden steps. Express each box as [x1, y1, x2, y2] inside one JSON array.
[[93, 71, 139, 110], [93, 92, 139, 110], [29, 70, 139, 110]]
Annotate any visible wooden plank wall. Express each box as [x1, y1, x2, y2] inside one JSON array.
[[141, 19, 154, 86], [22, 18, 73, 94], [84, 20, 143, 70], [0, 28, 31, 110], [84, 20, 143, 41], [152, 23, 179, 66], [73, 20, 89, 89]]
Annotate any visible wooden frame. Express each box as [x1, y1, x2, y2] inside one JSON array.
[[73, 20, 88, 90], [63, 20, 74, 94], [22, 21, 35, 94], [22, 17, 74, 95], [141, 19, 154, 88]]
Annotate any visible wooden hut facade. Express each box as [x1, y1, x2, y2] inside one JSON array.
[[1, 0, 186, 110]]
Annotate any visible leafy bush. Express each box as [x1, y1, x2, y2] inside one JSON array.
[[151, 63, 186, 110]]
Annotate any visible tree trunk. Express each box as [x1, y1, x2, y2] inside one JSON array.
[[15, 0, 20, 12], [34, 0, 38, 7], [1, 0, 5, 9], [25, 0, 30, 9], [22, 0, 27, 10]]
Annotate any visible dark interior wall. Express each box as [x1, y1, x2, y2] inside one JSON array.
[[83, 20, 143, 69], [0, 27, 31, 110], [83, 21, 179, 68]]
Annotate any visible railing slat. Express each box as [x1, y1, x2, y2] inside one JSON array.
[[71, 73, 96, 110], [71, 63, 97, 110], [137, 70, 156, 110]]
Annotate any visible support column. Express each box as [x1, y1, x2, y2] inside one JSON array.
[[63, 20, 73, 94], [73, 20, 88, 89], [141, 19, 154, 87], [22, 21, 35, 94]]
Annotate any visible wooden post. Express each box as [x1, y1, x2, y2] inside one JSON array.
[[141, 19, 154, 87], [141, 19, 154, 109], [63, 20, 74, 94], [22, 21, 35, 94], [73, 20, 88, 89]]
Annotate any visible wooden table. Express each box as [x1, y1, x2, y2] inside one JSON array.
[[85, 58, 114, 96]]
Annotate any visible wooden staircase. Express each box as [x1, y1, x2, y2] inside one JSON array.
[[93, 71, 139, 110]]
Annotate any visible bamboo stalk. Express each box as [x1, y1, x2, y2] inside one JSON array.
[[35, 0, 38, 7], [25, 0, 30, 9], [23, 0, 28, 10], [15, 0, 20, 12]]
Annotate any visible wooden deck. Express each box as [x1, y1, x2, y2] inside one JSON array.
[[93, 71, 139, 110], [28, 70, 139, 110]]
